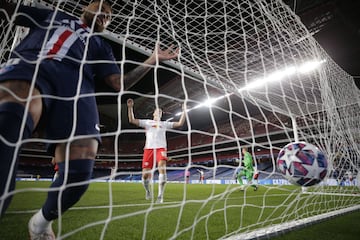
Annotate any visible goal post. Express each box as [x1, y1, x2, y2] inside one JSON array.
[[0, 0, 359, 239]]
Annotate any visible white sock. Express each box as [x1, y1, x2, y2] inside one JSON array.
[[31, 210, 51, 233], [158, 174, 167, 198], [143, 178, 150, 192]]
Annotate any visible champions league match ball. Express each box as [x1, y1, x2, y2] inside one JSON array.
[[276, 142, 328, 187]]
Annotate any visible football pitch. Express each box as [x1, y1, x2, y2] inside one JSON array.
[[0, 181, 359, 239]]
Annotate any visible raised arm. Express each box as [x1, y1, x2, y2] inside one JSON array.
[[127, 98, 140, 126], [105, 43, 179, 91], [173, 103, 186, 128]]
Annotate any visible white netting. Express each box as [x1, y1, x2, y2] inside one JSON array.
[[1, 0, 360, 239]]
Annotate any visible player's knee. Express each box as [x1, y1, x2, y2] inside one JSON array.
[[56, 139, 98, 160], [158, 160, 166, 168], [70, 139, 98, 159], [142, 168, 152, 179]]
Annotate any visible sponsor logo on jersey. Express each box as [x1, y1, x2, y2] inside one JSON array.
[[0, 65, 14, 75], [0, 58, 20, 74], [151, 124, 163, 128]]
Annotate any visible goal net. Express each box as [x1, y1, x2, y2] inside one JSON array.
[[1, 0, 359, 239]]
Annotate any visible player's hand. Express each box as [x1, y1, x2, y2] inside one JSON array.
[[127, 98, 134, 108], [151, 42, 179, 62]]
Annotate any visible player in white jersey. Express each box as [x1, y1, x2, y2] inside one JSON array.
[[127, 99, 186, 203]]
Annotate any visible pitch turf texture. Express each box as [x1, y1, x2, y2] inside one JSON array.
[[0, 181, 359, 239]]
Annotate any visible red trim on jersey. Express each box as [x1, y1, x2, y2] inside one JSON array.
[[47, 30, 72, 56], [54, 163, 59, 172]]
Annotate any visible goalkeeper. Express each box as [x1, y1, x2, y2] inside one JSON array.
[[0, 0, 178, 239], [236, 147, 258, 191]]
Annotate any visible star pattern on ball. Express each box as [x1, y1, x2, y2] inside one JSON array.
[[277, 142, 328, 186], [283, 146, 302, 173], [302, 157, 327, 179]]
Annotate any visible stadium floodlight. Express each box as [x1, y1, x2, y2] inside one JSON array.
[[298, 59, 326, 73], [196, 94, 231, 109], [168, 59, 324, 121], [168, 94, 232, 120], [200, 98, 217, 108], [238, 59, 325, 92]]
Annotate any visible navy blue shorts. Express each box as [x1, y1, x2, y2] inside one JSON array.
[[0, 58, 101, 153]]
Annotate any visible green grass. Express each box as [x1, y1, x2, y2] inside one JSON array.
[[272, 210, 360, 240], [0, 181, 359, 239]]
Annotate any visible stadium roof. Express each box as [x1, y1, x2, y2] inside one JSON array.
[[19, 0, 360, 137], [96, 0, 360, 133]]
